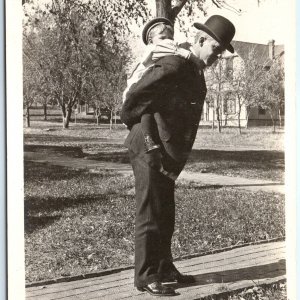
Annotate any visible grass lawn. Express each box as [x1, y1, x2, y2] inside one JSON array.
[[24, 121, 284, 151], [24, 161, 285, 283], [24, 121, 285, 181]]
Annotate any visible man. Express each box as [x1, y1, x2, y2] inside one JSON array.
[[121, 15, 235, 297]]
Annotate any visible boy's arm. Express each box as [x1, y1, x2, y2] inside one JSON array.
[[152, 40, 204, 69]]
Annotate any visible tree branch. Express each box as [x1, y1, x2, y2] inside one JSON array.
[[171, 0, 189, 20], [211, 0, 222, 9]]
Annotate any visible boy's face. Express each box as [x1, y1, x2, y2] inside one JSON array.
[[151, 32, 173, 45], [148, 24, 174, 45]]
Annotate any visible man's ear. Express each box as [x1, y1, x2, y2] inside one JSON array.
[[199, 37, 205, 46]]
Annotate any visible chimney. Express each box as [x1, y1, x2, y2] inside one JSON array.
[[268, 39, 275, 59]]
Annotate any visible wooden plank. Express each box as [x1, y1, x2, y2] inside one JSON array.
[[175, 242, 285, 268], [26, 255, 285, 299], [180, 249, 285, 274], [26, 267, 285, 300], [26, 242, 286, 300], [26, 261, 285, 300], [26, 270, 134, 292], [175, 244, 285, 274], [26, 273, 134, 298], [27, 241, 285, 293]]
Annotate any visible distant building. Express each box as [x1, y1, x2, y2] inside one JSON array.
[[201, 40, 284, 127]]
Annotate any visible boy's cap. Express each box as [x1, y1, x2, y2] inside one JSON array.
[[193, 15, 235, 53], [142, 17, 174, 45]]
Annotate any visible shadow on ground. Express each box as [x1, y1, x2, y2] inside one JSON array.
[[24, 194, 113, 233], [24, 134, 125, 144], [24, 145, 284, 165], [24, 144, 85, 157], [166, 259, 286, 290], [25, 193, 112, 215], [25, 215, 62, 234], [188, 149, 284, 164], [186, 149, 284, 181], [24, 161, 87, 181]]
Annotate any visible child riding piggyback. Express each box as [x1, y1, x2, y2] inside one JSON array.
[[123, 18, 202, 153]]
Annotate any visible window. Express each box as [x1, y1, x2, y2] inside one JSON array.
[[225, 58, 233, 79], [223, 93, 236, 114]]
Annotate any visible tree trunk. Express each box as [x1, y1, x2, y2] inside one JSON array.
[[26, 106, 30, 128], [43, 104, 47, 121], [238, 111, 242, 134], [62, 107, 72, 129], [212, 106, 215, 130], [278, 108, 282, 128], [272, 115, 276, 133], [245, 107, 250, 129], [216, 107, 221, 133], [237, 100, 242, 134], [156, 0, 173, 20], [109, 110, 113, 130], [114, 111, 117, 126]]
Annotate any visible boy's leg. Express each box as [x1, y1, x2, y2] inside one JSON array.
[[141, 114, 160, 153]]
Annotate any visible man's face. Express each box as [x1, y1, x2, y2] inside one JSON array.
[[196, 38, 225, 67]]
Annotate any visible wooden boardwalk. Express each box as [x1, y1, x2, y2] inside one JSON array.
[[26, 241, 285, 300]]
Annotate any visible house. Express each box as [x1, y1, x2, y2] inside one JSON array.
[[201, 40, 284, 127]]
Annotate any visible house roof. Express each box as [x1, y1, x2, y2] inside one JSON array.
[[231, 40, 284, 65]]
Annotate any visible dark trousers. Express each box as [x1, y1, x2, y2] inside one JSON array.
[[129, 150, 176, 287], [141, 113, 156, 138]]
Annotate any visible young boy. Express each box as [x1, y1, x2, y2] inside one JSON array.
[[123, 18, 203, 153]]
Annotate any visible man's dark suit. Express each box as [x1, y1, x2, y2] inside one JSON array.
[[121, 55, 207, 288]]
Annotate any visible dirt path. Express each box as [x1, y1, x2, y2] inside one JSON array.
[[24, 151, 284, 194]]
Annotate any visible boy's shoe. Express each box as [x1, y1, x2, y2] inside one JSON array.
[[144, 135, 160, 153]]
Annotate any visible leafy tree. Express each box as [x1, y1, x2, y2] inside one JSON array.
[[229, 47, 266, 133], [23, 0, 259, 129], [205, 56, 230, 132], [86, 41, 132, 128], [259, 59, 284, 132], [23, 0, 148, 128], [23, 33, 46, 127]]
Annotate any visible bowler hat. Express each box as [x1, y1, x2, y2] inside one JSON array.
[[193, 15, 235, 53], [142, 17, 174, 45]]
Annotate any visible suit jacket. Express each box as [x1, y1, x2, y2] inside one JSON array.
[[121, 55, 207, 180]]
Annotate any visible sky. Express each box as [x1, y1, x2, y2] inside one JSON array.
[[206, 0, 289, 45], [145, 0, 290, 45]]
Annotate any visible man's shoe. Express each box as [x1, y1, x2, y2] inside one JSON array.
[[137, 281, 176, 296], [144, 135, 160, 153], [161, 271, 196, 284]]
